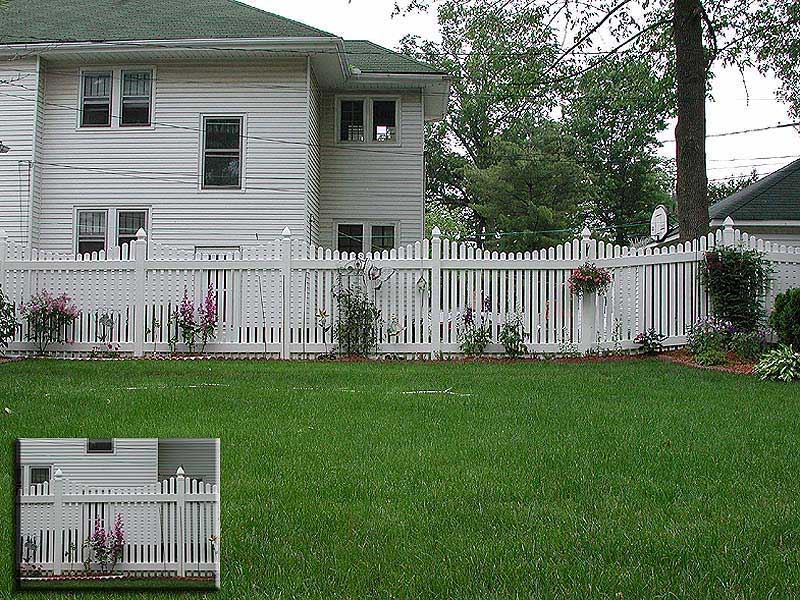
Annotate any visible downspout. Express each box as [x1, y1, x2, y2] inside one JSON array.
[[27, 55, 43, 252]]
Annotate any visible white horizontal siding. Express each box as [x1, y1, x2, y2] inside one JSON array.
[[0, 58, 38, 246], [157, 439, 219, 486], [36, 58, 310, 252], [307, 67, 321, 245], [317, 89, 425, 248], [18, 438, 158, 487]]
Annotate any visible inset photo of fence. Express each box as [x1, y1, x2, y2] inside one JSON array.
[[14, 438, 220, 592]]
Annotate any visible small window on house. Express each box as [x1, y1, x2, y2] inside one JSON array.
[[76, 210, 107, 255], [372, 100, 397, 142], [87, 439, 114, 453], [30, 467, 50, 485], [371, 225, 395, 252], [203, 117, 243, 188], [81, 72, 112, 127], [339, 100, 365, 142], [121, 70, 152, 126], [117, 210, 148, 247], [337, 224, 364, 253]]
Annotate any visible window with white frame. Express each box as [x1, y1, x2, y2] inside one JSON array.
[[337, 223, 396, 253], [76, 210, 107, 255], [29, 466, 51, 485], [80, 72, 112, 127], [202, 117, 243, 188], [337, 97, 399, 144], [76, 208, 149, 254], [87, 439, 114, 454], [121, 70, 152, 126]]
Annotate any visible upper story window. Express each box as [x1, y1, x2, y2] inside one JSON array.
[[202, 117, 243, 189], [372, 100, 397, 142], [81, 72, 112, 127], [121, 70, 152, 126], [337, 97, 400, 145], [339, 100, 365, 142], [87, 439, 114, 454]]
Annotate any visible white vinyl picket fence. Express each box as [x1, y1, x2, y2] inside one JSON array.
[[1, 218, 799, 357], [17, 468, 220, 578]]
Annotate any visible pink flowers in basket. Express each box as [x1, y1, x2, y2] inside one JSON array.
[[568, 263, 612, 296]]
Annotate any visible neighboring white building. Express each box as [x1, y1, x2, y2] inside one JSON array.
[[17, 438, 219, 488], [0, 0, 449, 255]]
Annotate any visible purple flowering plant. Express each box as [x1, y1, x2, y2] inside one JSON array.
[[83, 514, 125, 573], [457, 295, 493, 357], [20, 290, 80, 354], [169, 285, 218, 353], [568, 263, 612, 296]]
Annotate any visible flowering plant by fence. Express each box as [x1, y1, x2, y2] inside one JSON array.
[[19, 291, 80, 354], [0, 220, 798, 358], [83, 514, 125, 573]]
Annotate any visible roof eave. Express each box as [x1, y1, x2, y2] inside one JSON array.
[[349, 72, 450, 121]]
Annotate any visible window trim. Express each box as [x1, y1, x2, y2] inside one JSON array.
[[28, 465, 52, 487], [79, 70, 113, 128], [199, 114, 246, 191], [116, 208, 150, 248], [335, 221, 399, 253], [75, 208, 109, 256], [74, 206, 151, 256], [120, 69, 154, 128], [334, 95, 402, 146], [76, 66, 157, 130], [86, 438, 115, 455]]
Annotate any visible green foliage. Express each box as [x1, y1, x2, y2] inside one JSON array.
[[754, 345, 800, 382], [729, 331, 770, 362], [770, 288, 800, 350], [0, 286, 17, 349], [634, 328, 666, 355], [333, 261, 387, 357], [499, 314, 527, 358], [457, 302, 493, 357], [695, 347, 728, 366], [700, 248, 772, 332], [708, 170, 760, 206], [464, 129, 591, 251], [687, 317, 733, 357]]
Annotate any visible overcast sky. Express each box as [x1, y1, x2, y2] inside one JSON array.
[[253, 0, 800, 183]]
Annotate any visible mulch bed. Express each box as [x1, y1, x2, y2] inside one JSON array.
[[659, 349, 756, 375]]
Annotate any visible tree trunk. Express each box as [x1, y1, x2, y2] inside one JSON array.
[[673, 0, 709, 242]]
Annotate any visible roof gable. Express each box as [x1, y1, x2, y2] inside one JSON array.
[[710, 158, 800, 222], [0, 0, 335, 44]]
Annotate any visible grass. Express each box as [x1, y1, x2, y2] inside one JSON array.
[[2, 358, 799, 599]]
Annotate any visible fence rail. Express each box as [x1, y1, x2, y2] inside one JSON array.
[[1, 219, 799, 357], [17, 468, 220, 578]]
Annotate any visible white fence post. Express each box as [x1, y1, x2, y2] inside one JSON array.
[[52, 468, 64, 576], [176, 466, 186, 577], [579, 227, 598, 353], [723, 216, 736, 247], [281, 227, 292, 360], [133, 228, 147, 357], [430, 227, 442, 359]]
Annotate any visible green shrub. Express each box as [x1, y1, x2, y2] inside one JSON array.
[[687, 318, 733, 356], [729, 330, 770, 361], [700, 247, 772, 332], [769, 288, 800, 349], [333, 261, 386, 357], [499, 314, 527, 358], [695, 347, 728, 366], [0, 286, 18, 350], [754, 345, 800, 382]]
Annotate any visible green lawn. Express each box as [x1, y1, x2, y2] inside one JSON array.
[[2, 358, 799, 599]]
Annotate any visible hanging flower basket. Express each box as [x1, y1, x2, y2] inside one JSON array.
[[568, 263, 612, 296]]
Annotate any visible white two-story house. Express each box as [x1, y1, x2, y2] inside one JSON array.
[[0, 0, 449, 256]]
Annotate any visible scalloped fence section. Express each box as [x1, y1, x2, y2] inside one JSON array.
[[1, 221, 798, 357], [17, 471, 220, 578]]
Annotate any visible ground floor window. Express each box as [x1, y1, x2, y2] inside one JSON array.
[[29, 466, 51, 485], [336, 222, 397, 254], [75, 207, 149, 255]]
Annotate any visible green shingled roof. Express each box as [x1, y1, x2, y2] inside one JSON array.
[[0, 1, 444, 76], [710, 158, 800, 222], [343, 40, 447, 75], [0, 0, 335, 42]]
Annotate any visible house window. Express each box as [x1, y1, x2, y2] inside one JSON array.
[[81, 72, 112, 127], [372, 100, 397, 142], [121, 70, 152, 126], [371, 225, 395, 252], [87, 439, 114, 454], [77, 210, 107, 255], [117, 210, 148, 247], [203, 117, 243, 188], [339, 100, 365, 142], [30, 466, 50, 485], [337, 224, 364, 253]]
